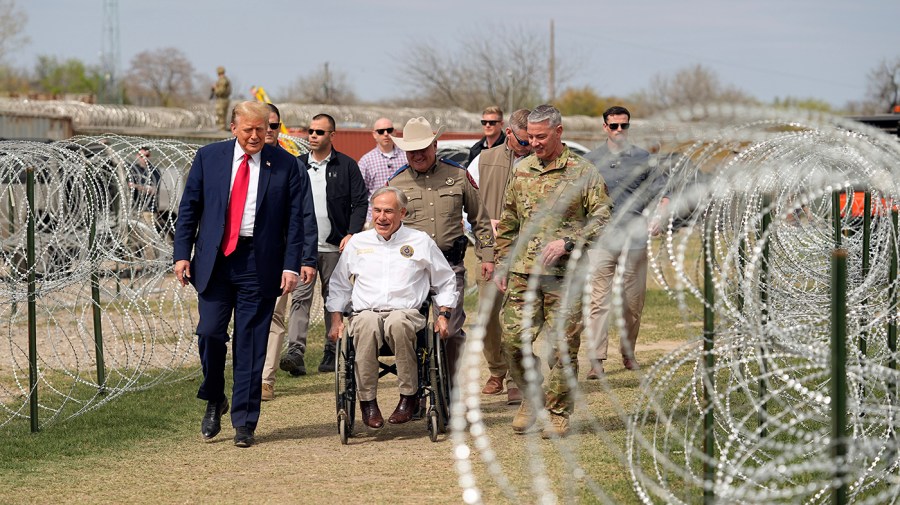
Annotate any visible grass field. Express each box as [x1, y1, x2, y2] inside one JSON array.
[[0, 242, 706, 504]]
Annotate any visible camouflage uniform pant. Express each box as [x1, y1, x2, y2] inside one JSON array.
[[501, 272, 582, 415], [215, 99, 230, 130]]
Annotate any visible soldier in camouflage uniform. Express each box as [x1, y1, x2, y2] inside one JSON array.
[[388, 117, 495, 386], [212, 66, 231, 130], [494, 104, 612, 438]]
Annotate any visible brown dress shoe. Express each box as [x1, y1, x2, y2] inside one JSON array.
[[506, 386, 522, 405], [623, 357, 640, 370], [482, 375, 504, 395], [360, 399, 384, 429], [388, 394, 418, 424]]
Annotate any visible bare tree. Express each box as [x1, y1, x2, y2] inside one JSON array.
[[124, 47, 198, 107], [394, 25, 567, 111], [865, 56, 900, 113], [635, 64, 756, 114], [280, 63, 357, 105], [0, 0, 27, 64]]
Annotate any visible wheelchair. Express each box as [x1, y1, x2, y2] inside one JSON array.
[[334, 302, 451, 444]]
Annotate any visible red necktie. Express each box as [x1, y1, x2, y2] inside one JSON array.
[[221, 153, 250, 256]]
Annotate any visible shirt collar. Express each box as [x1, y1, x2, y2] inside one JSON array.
[[234, 143, 261, 165]]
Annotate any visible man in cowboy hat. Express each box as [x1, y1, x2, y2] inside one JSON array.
[[388, 117, 495, 391]]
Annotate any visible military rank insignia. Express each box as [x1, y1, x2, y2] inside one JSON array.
[[445, 177, 455, 186], [400, 245, 414, 258]]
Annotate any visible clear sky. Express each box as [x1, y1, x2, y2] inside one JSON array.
[[14, 0, 900, 109]]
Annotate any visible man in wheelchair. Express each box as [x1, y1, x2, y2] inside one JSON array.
[[326, 187, 458, 429]]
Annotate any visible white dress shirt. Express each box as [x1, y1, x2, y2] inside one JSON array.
[[326, 225, 458, 314], [230, 143, 261, 237]]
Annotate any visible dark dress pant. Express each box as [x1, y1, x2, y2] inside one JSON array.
[[195, 240, 277, 429]]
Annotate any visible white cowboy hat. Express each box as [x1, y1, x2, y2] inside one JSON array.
[[391, 117, 446, 151]]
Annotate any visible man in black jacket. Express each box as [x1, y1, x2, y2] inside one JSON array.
[[279, 113, 368, 374]]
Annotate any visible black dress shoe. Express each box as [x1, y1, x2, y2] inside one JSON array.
[[234, 426, 255, 447], [388, 394, 418, 424], [360, 399, 384, 429], [318, 350, 336, 373], [201, 398, 228, 440]]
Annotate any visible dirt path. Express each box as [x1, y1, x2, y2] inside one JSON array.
[[1, 339, 690, 504]]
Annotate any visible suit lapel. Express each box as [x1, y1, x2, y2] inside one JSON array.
[[219, 140, 235, 209], [256, 145, 273, 212]]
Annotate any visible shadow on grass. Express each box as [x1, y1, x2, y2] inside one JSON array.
[[0, 375, 201, 474]]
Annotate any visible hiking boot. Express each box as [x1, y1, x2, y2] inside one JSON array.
[[511, 400, 537, 433], [318, 349, 336, 373], [541, 412, 570, 439], [280, 351, 306, 376], [261, 383, 275, 401]]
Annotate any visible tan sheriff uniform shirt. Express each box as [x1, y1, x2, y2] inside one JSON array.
[[388, 159, 494, 262]]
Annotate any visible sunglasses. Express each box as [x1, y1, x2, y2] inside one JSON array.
[[268, 122, 281, 130], [481, 120, 500, 126], [606, 122, 630, 131], [375, 127, 394, 135], [308, 129, 333, 136], [510, 129, 529, 147]]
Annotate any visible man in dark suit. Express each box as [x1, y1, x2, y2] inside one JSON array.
[[174, 101, 317, 447]]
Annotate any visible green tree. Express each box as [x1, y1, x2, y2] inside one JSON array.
[[554, 86, 606, 116], [34, 56, 103, 95], [772, 96, 833, 113]]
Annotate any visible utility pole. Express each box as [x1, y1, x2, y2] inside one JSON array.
[[323, 62, 331, 104], [100, 0, 122, 104], [548, 19, 556, 102]]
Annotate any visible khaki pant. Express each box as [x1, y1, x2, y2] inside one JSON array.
[[476, 277, 514, 385], [587, 247, 648, 361], [262, 293, 290, 386], [351, 309, 426, 401], [215, 99, 230, 130]]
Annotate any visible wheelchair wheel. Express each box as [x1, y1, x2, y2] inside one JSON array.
[[338, 411, 350, 445], [335, 334, 355, 441], [427, 409, 440, 442], [429, 332, 451, 434]]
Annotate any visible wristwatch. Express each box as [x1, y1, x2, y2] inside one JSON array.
[[438, 310, 452, 319], [563, 237, 575, 253]]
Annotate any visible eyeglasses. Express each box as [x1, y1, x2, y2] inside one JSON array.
[[375, 127, 394, 135], [510, 129, 529, 147], [268, 122, 281, 130], [307, 129, 333, 136], [481, 120, 500, 126], [606, 122, 630, 131]]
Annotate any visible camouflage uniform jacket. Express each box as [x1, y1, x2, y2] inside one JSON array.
[[495, 145, 612, 277], [213, 76, 231, 99], [388, 159, 494, 262]]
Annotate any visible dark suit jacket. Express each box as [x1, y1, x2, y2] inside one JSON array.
[[174, 140, 316, 297], [299, 149, 368, 246]]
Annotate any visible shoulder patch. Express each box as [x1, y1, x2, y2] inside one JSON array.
[[465, 170, 479, 190], [386, 164, 409, 184]]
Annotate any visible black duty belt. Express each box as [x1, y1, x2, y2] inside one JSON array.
[[441, 235, 468, 265]]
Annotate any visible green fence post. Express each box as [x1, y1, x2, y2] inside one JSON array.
[[89, 201, 106, 394], [833, 191, 842, 248], [831, 248, 848, 505], [889, 209, 898, 398], [26, 165, 38, 433], [860, 192, 871, 357], [758, 195, 771, 439], [703, 217, 716, 504]]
